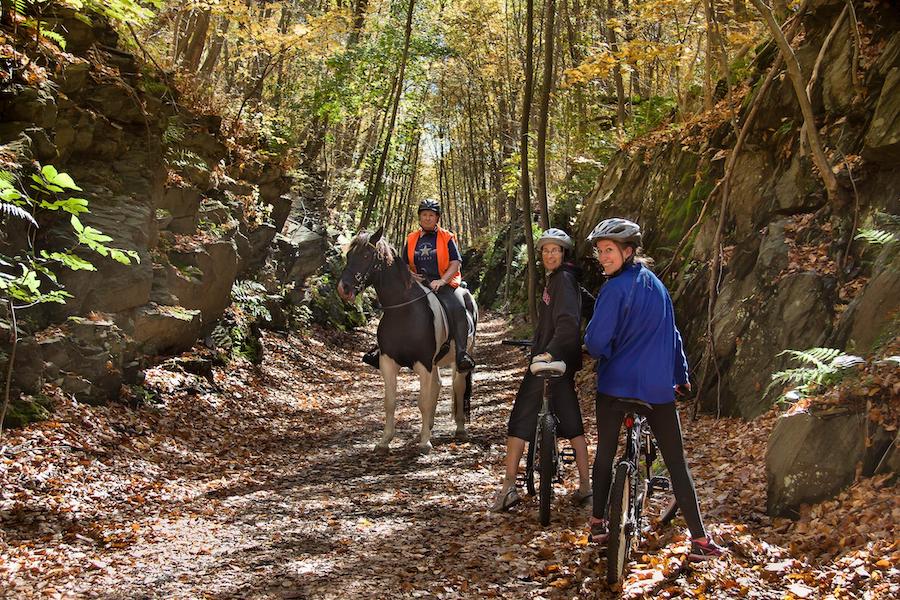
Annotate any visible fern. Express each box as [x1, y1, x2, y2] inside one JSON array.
[[768, 347, 865, 403], [231, 280, 272, 321], [855, 211, 899, 246], [0, 202, 38, 227]]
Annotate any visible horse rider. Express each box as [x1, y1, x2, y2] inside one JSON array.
[[583, 217, 725, 561], [363, 199, 475, 371], [492, 228, 592, 511]]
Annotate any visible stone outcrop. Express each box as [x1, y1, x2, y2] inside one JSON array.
[[0, 11, 327, 407], [573, 0, 900, 420]]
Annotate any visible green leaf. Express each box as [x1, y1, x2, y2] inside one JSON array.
[[109, 248, 139, 265], [40, 250, 96, 271], [70, 214, 84, 233], [41, 165, 82, 191]]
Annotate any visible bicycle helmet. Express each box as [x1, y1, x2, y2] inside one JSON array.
[[536, 228, 574, 251], [417, 198, 441, 215], [586, 217, 642, 246]]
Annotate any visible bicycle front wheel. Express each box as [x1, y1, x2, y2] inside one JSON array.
[[537, 413, 556, 526], [607, 461, 634, 584]]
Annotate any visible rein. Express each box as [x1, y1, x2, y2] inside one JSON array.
[[378, 288, 433, 310]]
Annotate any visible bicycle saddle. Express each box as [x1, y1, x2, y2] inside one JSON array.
[[529, 360, 566, 377]]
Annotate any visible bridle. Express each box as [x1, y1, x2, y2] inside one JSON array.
[[346, 238, 433, 310]]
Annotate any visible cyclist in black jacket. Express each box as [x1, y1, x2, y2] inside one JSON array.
[[492, 229, 592, 512]]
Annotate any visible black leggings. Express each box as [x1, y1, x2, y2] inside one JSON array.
[[592, 395, 706, 539], [434, 284, 468, 356]]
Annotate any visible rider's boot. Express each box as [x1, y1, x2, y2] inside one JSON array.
[[362, 346, 380, 368]]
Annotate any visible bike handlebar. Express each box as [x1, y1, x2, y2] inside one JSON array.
[[501, 339, 533, 347]]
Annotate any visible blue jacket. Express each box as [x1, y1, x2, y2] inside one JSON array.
[[584, 262, 689, 404]]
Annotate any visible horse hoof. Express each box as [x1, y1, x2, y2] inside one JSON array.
[[375, 444, 390, 455], [418, 443, 433, 455], [455, 430, 469, 441]]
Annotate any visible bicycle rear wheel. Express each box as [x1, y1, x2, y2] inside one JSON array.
[[537, 413, 556, 526], [607, 461, 634, 584], [525, 437, 537, 496]]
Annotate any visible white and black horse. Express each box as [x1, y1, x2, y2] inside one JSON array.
[[336, 228, 477, 454]]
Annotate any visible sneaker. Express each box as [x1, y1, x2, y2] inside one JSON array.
[[491, 486, 520, 512], [588, 519, 608, 546], [362, 348, 380, 368], [570, 488, 593, 507], [688, 536, 727, 562]]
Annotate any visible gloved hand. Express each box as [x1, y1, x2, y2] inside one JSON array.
[[674, 383, 692, 398], [531, 352, 553, 363]]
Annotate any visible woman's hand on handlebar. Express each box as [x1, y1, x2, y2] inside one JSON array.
[[531, 352, 554, 363]]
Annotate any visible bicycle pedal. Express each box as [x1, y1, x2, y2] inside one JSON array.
[[648, 476, 671, 492], [560, 447, 576, 464]]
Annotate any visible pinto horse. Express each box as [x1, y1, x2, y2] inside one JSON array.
[[336, 228, 477, 454]]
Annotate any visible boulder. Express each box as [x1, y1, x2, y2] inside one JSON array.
[[59, 191, 154, 315], [158, 185, 201, 234], [714, 272, 834, 418], [863, 67, 900, 162], [833, 245, 900, 352], [276, 223, 327, 284], [766, 410, 865, 516], [165, 240, 240, 328], [38, 316, 131, 405], [132, 303, 202, 355], [1, 85, 57, 128]]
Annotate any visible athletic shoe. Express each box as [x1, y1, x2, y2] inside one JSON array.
[[688, 536, 727, 561]]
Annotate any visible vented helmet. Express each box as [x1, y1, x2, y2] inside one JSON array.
[[418, 198, 441, 215], [586, 218, 642, 246], [536, 228, 574, 251]]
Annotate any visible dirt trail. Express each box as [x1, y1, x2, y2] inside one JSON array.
[[1, 314, 897, 599]]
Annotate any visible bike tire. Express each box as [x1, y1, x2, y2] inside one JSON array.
[[607, 461, 634, 584], [525, 438, 537, 496], [537, 413, 556, 526]]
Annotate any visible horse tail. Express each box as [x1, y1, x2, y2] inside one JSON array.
[[463, 369, 472, 423]]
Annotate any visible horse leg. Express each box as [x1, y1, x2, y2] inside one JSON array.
[[452, 367, 468, 440], [413, 363, 437, 454], [376, 358, 401, 453]]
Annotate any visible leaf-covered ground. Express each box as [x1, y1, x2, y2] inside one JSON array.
[[1, 315, 897, 599]]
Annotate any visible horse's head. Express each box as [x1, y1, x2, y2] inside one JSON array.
[[337, 227, 391, 302]]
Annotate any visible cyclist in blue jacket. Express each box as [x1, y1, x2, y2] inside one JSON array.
[[584, 218, 725, 561]]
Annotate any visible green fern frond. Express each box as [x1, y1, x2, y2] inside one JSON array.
[[855, 228, 896, 246], [0, 202, 38, 227], [770, 347, 865, 404], [41, 29, 67, 50]]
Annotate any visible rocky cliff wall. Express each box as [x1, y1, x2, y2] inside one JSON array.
[[0, 9, 327, 408], [573, 0, 899, 421]]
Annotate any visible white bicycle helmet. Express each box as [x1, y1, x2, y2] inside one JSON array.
[[586, 218, 642, 246], [536, 228, 574, 251]]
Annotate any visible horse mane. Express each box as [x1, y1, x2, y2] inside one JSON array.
[[352, 231, 414, 288]]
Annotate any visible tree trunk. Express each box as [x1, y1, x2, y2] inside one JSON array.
[[521, 0, 538, 323], [199, 17, 230, 76], [604, 0, 627, 127], [534, 0, 555, 230], [359, 0, 416, 229], [183, 9, 211, 72], [749, 0, 842, 208]]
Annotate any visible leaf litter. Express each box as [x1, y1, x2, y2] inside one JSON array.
[[0, 314, 897, 598]]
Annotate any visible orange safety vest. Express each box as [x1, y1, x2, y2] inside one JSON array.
[[406, 226, 462, 288]]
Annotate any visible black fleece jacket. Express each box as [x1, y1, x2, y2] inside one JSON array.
[[531, 263, 583, 373]]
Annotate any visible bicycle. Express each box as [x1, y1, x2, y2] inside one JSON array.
[[501, 340, 576, 526], [604, 398, 678, 584]]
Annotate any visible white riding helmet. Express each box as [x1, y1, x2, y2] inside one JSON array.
[[536, 228, 574, 251], [587, 218, 642, 246]]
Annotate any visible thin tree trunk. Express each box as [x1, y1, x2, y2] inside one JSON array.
[[360, 0, 417, 229], [604, 0, 627, 127], [749, 0, 842, 208], [534, 0, 555, 230], [183, 9, 211, 71], [521, 0, 538, 323], [199, 18, 230, 76]]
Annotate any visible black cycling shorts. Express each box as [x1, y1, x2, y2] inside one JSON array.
[[507, 370, 585, 440]]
